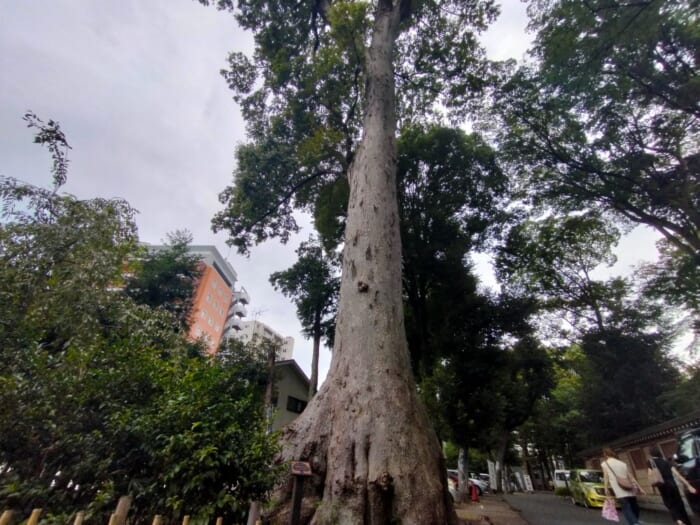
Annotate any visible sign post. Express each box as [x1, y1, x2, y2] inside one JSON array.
[[289, 461, 312, 525]]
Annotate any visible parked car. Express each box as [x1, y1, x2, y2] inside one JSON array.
[[447, 469, 488, 496], [474, 473, 491, 490], [675, 428, 700, 514], [569, 469, 608, 508], [447, 470, 459, 501]]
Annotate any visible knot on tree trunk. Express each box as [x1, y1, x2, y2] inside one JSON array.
[[376, 471, 393, 491], [357, 280, 369, 293]]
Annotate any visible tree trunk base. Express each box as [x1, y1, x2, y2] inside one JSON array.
[[263, 374, 457, 525]]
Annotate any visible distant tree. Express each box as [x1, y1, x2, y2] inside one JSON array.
[[660, 364, 700, 416], [397, 125, 509, 376], [496, 212, 621, 335], [577, 303, 680, 444], [269, 238, 339, 396], [421, 287, 543, 498], [496, 212, 681, 445], [520, 345, 588, 468], [488, 336, 553, 492], [125, 230, 202, 332], [641, 240, 700, 353]]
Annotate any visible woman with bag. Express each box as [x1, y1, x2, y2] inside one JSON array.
[[602, 447, 646, 525], [648, 450, 696, 525]]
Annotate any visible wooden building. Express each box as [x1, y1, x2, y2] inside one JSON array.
[[579, 409, 700, 511]]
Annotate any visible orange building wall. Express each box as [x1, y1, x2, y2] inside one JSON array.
[[188, 263, 234, 353]]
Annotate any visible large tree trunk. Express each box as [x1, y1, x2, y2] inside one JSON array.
[[264, 4, 455, 524]]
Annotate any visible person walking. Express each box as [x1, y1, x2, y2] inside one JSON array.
[[649, 450, 696, 525], [602, 447, 646, 525]]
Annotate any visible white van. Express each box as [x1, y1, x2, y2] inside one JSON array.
[[553, 469, 569, 490]]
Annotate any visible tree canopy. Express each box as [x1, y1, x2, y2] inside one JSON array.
[[206, 0, 499, 255], [492, 0, 699, 260]]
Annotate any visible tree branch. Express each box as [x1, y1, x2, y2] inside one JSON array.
[[241, 169, 331, 232]]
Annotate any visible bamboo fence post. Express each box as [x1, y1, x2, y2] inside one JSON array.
[[0, 510, 13, 525], [26, 509, 42, 525], [215, 517, 223, 525], [113, 496, 132, 525], [181, 515, 190, 525], [108, 513, 117, 525], [73, 511, 84, 525], [151, 515, 163, 525]]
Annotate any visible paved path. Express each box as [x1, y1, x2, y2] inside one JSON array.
[[503, 491, 689, 525], [456, 494, 529, 525]]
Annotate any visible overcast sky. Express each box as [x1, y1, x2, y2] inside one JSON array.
[[0, 1, 663, 383]]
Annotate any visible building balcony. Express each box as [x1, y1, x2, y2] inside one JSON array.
[[233, 302, 247, 318], [235, 287, 250, 305], [227, 317, 243, 332]]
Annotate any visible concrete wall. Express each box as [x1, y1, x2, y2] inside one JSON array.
[[272, 363, 310, 431]]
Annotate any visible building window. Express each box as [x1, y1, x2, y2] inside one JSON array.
[[286, 396, 307, 414]]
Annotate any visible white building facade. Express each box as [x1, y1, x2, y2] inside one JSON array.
[[232, 320, 295, 360]]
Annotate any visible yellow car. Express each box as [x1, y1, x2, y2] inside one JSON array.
[[569, 469, 609, 508]]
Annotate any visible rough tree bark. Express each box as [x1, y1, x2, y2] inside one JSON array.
[[265, 2, 456, 524]]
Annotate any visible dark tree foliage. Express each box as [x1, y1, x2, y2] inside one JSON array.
[[641, 240, 700, 351], [0, 117, 280, 523], [422, 289, 545, 448], [492, 0, 699, 259], [397, 126, 509, 374], [661, 364, 700, 416], [521, 346, 588, 468], [580, 325, 680, 444], [125, 230, 203, 332]]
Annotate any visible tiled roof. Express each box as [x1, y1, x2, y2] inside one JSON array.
[[579, 409, 700, 458]]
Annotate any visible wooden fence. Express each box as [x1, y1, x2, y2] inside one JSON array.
[[0, 497, 238, 525]]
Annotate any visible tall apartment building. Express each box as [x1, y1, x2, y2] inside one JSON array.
[[232, 319, 295, 360], [147, 244, 249, 353]]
